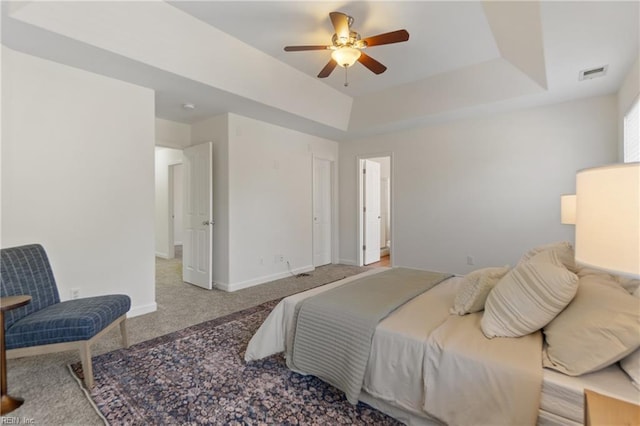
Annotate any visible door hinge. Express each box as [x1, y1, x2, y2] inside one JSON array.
[[363, 206, 367, 213], [363, 245, 366, 250], [363, 169, 366, 174]]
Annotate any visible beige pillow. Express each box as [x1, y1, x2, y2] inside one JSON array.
[[481, 250, 578, 338], [577, 266, 640, 294], [518, 241, 577, 273], [621, 347, 640, 391], [619, 285, 640, 389], [543, 274, 640, 376], [450, 267, 510, 315]]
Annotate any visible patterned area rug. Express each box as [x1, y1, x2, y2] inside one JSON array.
[[70, 299, 401, 425]]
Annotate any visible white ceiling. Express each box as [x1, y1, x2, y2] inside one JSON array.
[[169, 1, 502, 97], [2, 1, 638, 141]]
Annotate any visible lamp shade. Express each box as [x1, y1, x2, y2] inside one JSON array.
[[560, 194, 576, 225], [331, 47, 361, 68], [575, 162, 640, 278]]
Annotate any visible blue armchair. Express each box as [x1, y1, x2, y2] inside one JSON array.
[[0, 244, 131, 388]]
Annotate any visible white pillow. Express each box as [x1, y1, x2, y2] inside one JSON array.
[[518, 241, 577, 273], [450, 266, 510, 315], [620, 285, 640, 390], [481, 250, 578, 338]]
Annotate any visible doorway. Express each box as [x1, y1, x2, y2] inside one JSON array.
[[154, 146, 184, 260], [358, 155, 392, 266], [168, 163, 184, 260]]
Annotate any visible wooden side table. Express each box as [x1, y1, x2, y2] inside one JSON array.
[[584, 388, 640, 426], [1, 295, 31, 415]]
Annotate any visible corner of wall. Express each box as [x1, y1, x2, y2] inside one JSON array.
[[128, 302, 158, 318], [216, 264, 315, 292]]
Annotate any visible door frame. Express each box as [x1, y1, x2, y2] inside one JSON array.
[[312, 156, 337, 266], [357, 153, 394, 267]]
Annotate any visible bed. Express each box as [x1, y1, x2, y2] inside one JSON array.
[[245, 245, 640, 425]]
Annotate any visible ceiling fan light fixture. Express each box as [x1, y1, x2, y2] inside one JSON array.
[[331, 47, 361, 68]]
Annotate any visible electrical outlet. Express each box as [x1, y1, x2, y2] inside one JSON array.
[[466, 256, 475, 266], [70, 288, 80, 300], [279, 255, 284, 263]]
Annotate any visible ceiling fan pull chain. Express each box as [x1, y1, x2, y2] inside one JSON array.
[[344, 67, 349, 87]]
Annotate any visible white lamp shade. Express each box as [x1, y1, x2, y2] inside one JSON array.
[[560, 194, 576, 225], [331, 47, 361, 68], [575, 162, 640, 278]]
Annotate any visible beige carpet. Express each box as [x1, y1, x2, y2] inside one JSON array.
[[3, 256, 370, 425]]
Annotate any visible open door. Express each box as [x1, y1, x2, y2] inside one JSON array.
[[182, 142, 213, 289], [363, 159, 381, 265]]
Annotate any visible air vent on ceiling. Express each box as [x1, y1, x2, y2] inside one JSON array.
[[578, 65, 608, 81]]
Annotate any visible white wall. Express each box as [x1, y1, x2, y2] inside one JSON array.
[[339, 95, 618, 274], [154, 147, 183, 258], [224, 113, 339, 290], [617, 56, 639, 161], [190, 113, 340, 291], [1, 47, 156, 316], [156, 118, 191, 149]]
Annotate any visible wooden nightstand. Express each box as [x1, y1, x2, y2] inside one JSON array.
[[584, 389, 640, 426], [1, 295, 32, 414]]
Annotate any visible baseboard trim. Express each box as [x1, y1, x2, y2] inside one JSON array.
[[128, 302, 157, 318], [338, 259, 359, 266], [216, 265, 315, 292], [155, 252, 169, 259]]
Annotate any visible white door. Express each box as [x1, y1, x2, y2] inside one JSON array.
[[363, 159, 381, 265], [313, 158, 332, 267], [380, 177, 390, 248], [182, 142, 213, 289]]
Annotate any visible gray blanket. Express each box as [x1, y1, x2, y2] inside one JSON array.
[[286, 267, 453, 404]]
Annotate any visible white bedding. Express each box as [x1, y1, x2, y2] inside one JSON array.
[[245, 269, 639, 425]]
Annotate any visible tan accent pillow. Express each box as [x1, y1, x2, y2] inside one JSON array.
[[619, 285, 640, 389], [481, 250, 578, 338], [621, 347, 640, 391], [450, 267, 510, 315], [518, 241, 577, 273], [543, 274, 640, 376], [577, 266, 640, 294]]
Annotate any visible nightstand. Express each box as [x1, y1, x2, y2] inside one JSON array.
[[1, 295, 32, 415], [584, 389, 640, 426]]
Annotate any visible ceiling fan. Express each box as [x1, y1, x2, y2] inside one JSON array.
[[284, 12, 409, 85]]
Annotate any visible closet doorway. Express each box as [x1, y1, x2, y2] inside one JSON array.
[[358, 155, 392, 266], [168, 163, 184, 260]]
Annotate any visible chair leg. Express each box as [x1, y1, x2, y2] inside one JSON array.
[[120, 319, 129, 348], [79, 342, 94, 389]]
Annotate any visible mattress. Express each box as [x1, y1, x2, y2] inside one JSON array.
[[540, 363, 640, 424]]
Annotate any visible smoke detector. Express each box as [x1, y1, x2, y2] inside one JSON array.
[[182, 103, 196, 110], [578, 65, 608, 81]]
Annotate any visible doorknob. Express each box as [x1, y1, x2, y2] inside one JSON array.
[[202, 220, 215, 226]]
